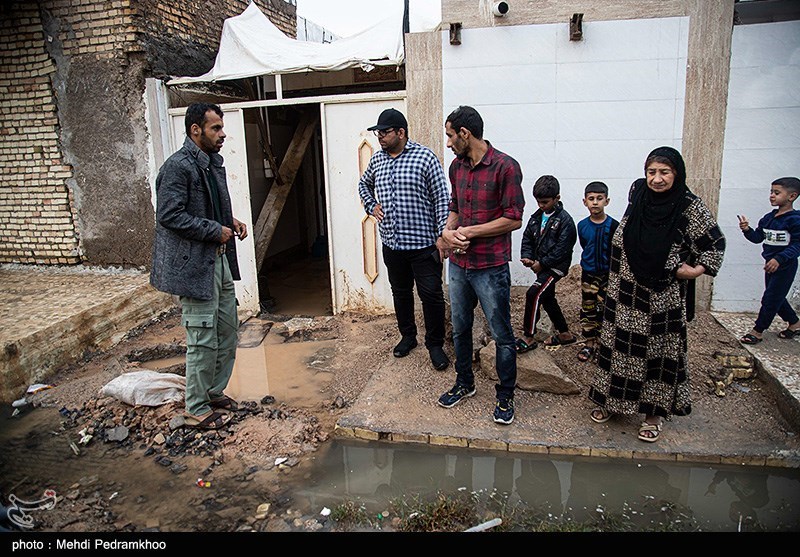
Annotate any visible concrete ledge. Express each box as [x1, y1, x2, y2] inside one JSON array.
[[429, 434, 468, 448], [590, 447, 634, 459], [677, 453, 721, 465], [468, 438, 508, 451], [720, 455, 767, 466], [549, 446, 591, 457], [0, 283, 174, 403], [352, 427, 380, 441], [390, 432, 429, 444], [508, 442, 549, 455], [632, 450, 677, 462], [333, 424, 355, 438]]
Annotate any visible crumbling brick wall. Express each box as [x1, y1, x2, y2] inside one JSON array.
[[0, 0, 296, 267]]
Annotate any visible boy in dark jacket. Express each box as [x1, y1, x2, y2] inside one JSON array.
[[517, 175, 578, 351], [738, 176, 800, 344]]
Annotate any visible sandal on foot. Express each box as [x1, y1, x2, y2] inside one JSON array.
[[183, 410, 231, 430], [590, 406, 612, 424], [577, 345, 596, 362], [210, 394, 239, 411], [543, 334, 577, 347], [740, 333, 763, 345], [778, 328, 800, 339], [638, 420, 663, 443], [515, 337, 537, 353]]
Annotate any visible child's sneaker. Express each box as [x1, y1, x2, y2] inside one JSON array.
[[493, 397, 515, 425], [438, 383, 476, 408]]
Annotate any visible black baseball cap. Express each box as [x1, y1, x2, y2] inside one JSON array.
[[367, 108, 407, 131]]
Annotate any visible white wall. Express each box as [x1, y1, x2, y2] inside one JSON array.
[[713, 20, 800, 313], [441, 17, 689, 285]]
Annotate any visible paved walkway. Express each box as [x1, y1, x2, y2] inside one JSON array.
[[0, 264, 174, 402]]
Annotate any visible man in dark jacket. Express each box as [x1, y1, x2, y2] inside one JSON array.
[[519, 175, 577, 348], [150, 102, 247, 430]]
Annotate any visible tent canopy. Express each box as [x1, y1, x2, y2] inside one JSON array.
[[168, 3, 405, 85]]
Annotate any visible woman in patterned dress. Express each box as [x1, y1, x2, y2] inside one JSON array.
[[587, 146, 726, 442]]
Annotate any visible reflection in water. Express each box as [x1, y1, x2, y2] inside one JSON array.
[[303, 441, 800, 531]]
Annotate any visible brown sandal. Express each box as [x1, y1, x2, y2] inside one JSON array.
[[183, 410, 231, 430], [210, 395, 239, 411]]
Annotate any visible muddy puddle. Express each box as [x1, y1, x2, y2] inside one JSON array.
[[3, 403, 799, 532]]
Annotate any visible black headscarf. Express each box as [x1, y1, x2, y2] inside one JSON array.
[[622, 146, 691, 292]]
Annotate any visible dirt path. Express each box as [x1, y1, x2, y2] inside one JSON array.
[[1, 270, 792, 532]]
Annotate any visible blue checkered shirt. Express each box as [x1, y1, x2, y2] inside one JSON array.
[[358, 140, 449, 250]]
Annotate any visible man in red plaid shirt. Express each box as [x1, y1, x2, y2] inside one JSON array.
[[438, 106, 525, 425]]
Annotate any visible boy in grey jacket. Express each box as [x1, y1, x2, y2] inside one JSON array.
[[518, 175, 577, 350]]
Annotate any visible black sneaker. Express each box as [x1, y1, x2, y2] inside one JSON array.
[[437, 384, 476, 408], [493, 398, 515, 425], [429, 346, 450, 370], [393, 336, 418, 357]]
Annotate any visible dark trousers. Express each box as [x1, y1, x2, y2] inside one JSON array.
[[523, 274, 569, 337], [382, 244, 446, 348], [754, 258, 799, 333]]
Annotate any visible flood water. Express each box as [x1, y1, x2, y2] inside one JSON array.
[[293, 439, 800, 531]]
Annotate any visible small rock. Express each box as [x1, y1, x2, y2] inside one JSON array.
[[105, 425, 129, 442], [255, 503, 271, 519], [168, 416, 185, 430], [261, 518, 292, 532], [169, 463, 187, 474], [261, 395, 276, 405], [153, 433, 166, 445]]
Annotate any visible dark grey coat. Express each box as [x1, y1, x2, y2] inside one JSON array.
[[150, 136, 241, 300]]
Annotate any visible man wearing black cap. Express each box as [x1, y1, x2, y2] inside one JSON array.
[[358, 108, 451, 371]]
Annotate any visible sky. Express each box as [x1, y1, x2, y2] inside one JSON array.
[[296, 0, 442, 38]]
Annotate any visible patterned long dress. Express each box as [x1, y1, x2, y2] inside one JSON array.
[[588, 193, 726, 418]]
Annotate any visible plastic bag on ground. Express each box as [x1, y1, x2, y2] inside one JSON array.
[[100, 370, 185, 407]]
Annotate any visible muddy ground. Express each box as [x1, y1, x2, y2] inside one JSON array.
[[0, 268, 791, 532]]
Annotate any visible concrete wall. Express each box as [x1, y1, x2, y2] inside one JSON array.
[[0, 0, 296, 268], [440, 17, 690, 287], [713, 19, 800, 313], [408, 0, 734, 309]]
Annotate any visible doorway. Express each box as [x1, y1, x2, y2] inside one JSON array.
[[243, 104, 332, 317]]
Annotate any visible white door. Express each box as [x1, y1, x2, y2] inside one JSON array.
[[168, 108, 259, 317], [322, 98, 406, 314]]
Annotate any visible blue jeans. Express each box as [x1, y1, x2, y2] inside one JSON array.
[[448, 261, 517, 400]]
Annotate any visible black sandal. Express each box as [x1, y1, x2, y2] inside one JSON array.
[[740, 333, 763, 345], [778, 328, 800, 339], [577, 345, 595, 362], [515, 338, 536, 353]]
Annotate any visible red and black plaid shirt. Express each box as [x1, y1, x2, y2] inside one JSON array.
[[448, 142, 525, 269]]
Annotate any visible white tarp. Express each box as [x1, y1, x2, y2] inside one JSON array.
[[168, 2, 404, 85]]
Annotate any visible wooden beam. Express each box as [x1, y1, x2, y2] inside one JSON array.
[[253, 111, 319, 269]]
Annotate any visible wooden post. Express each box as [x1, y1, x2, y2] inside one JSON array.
[[253, 111, 319, 269]]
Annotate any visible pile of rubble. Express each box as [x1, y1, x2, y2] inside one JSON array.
[[57, 394, 327, 467]]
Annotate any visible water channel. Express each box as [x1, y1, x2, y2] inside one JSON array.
[[296, 438, 800, 531]]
